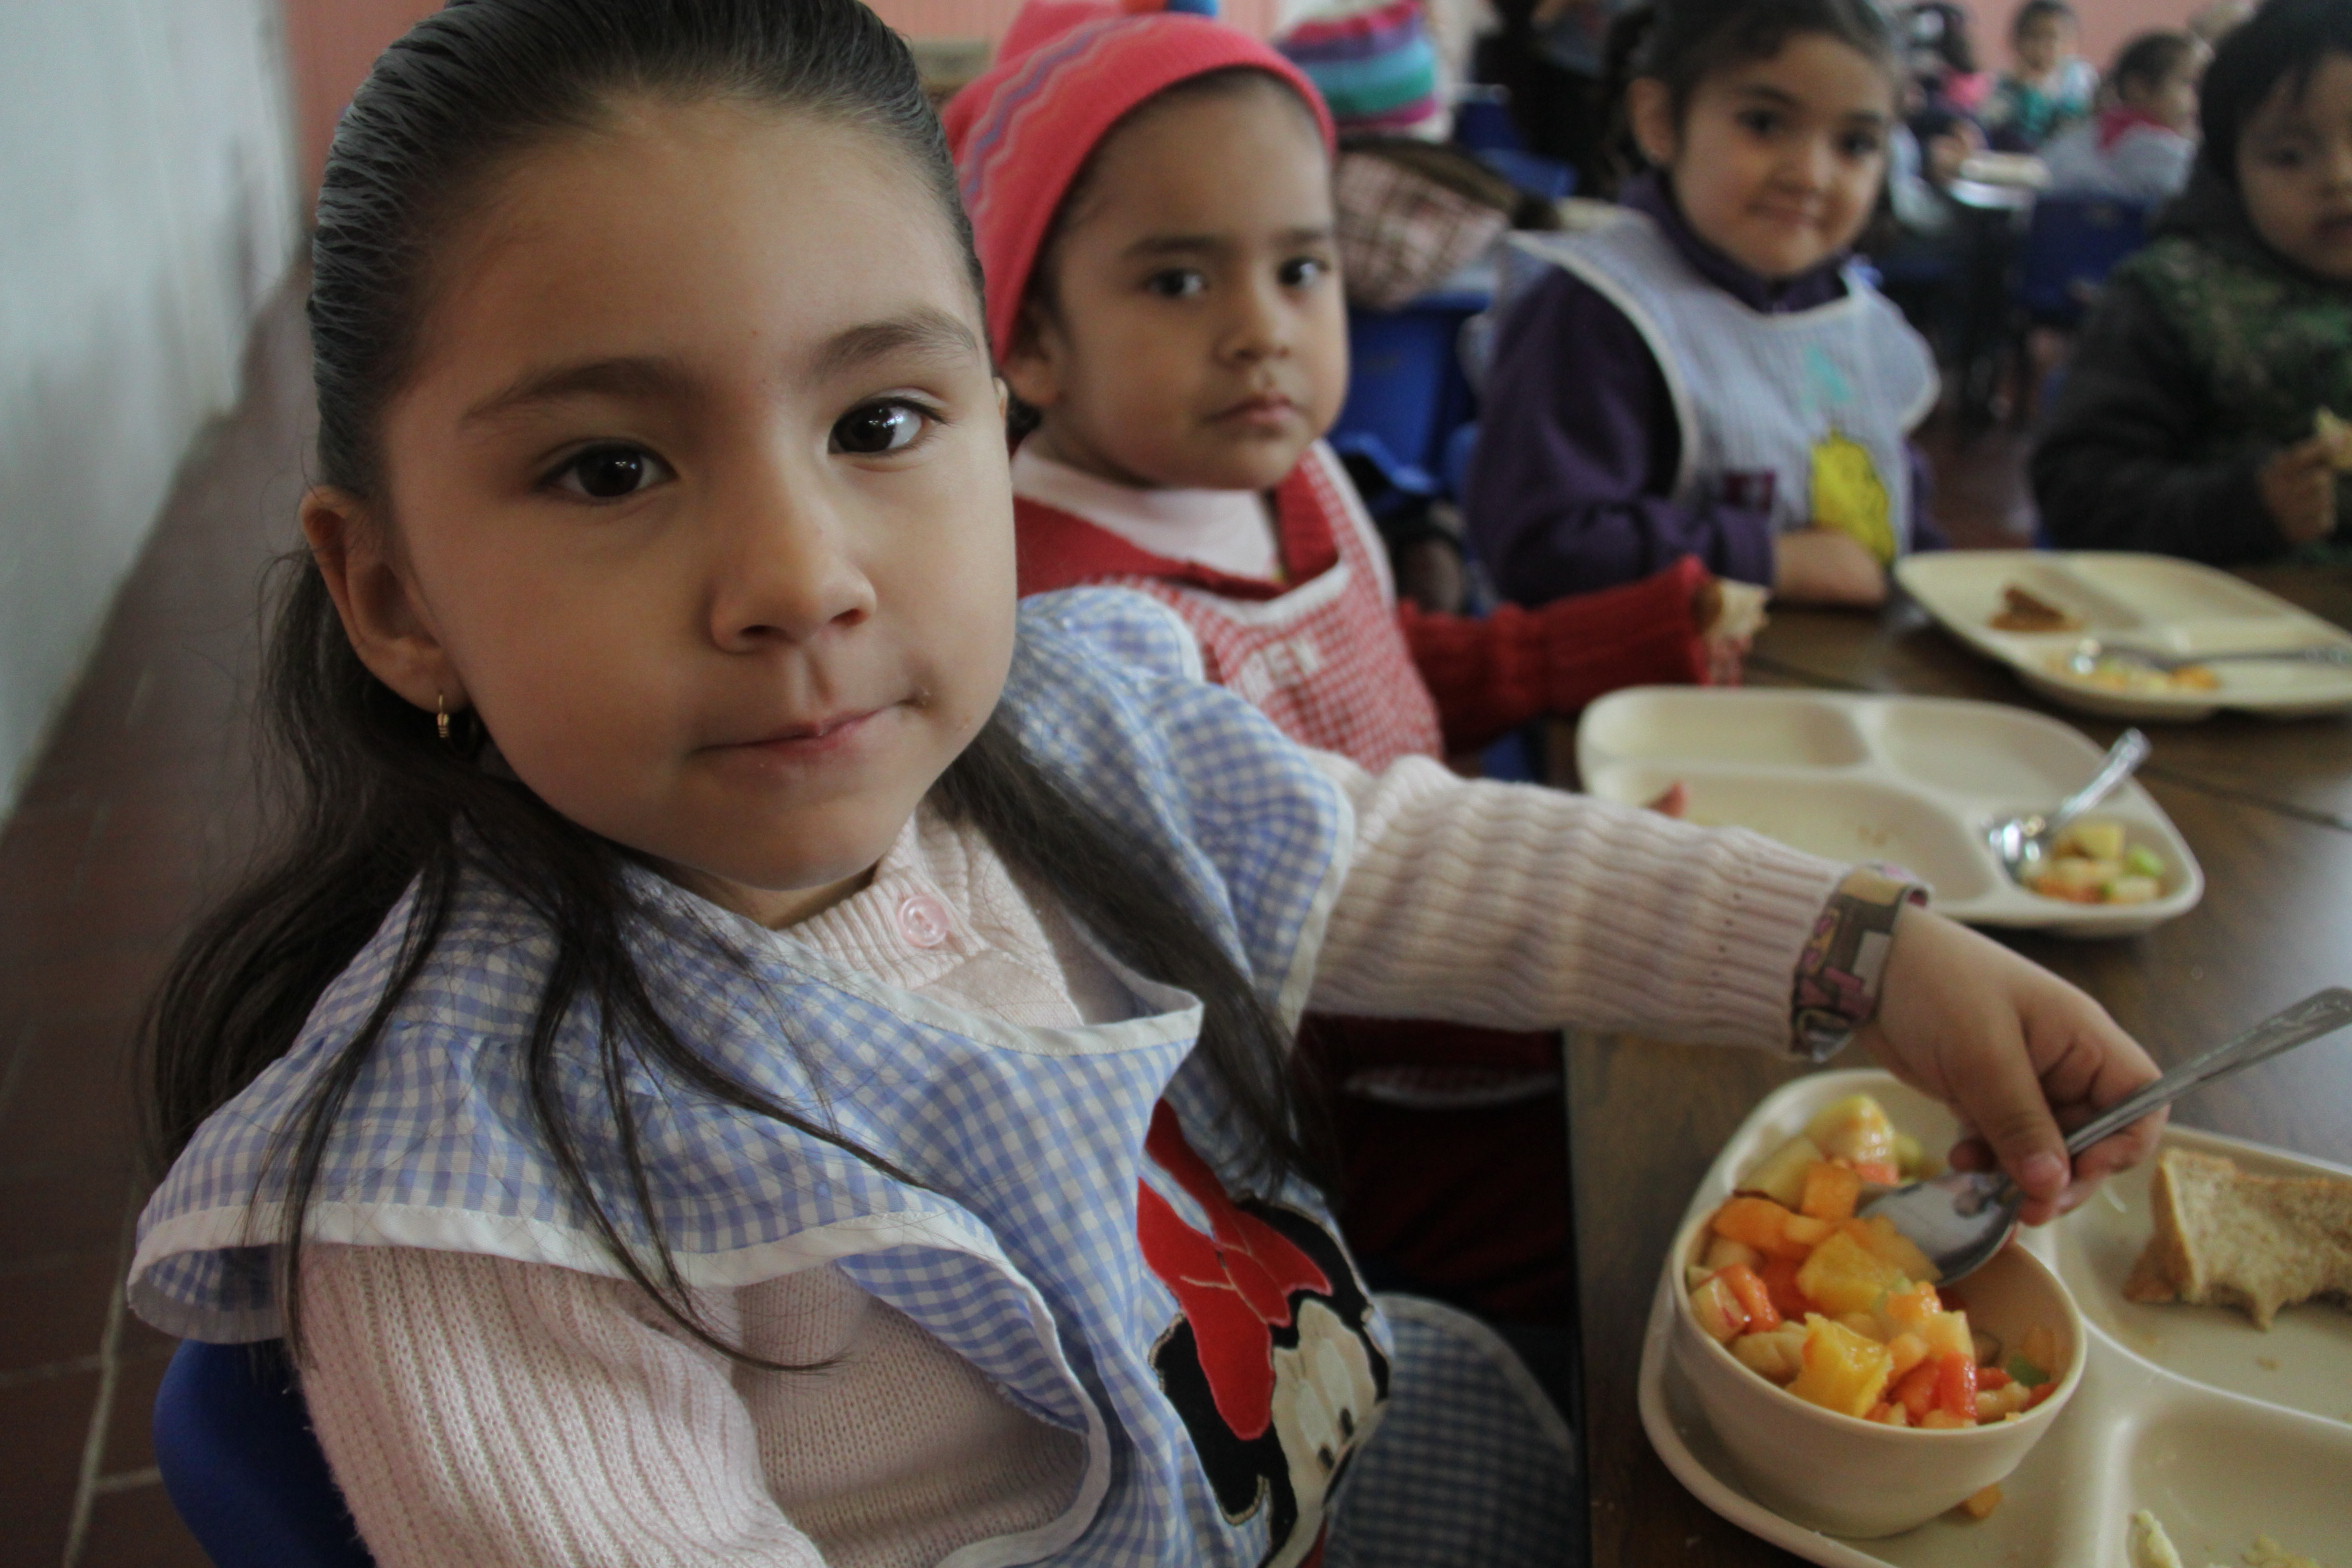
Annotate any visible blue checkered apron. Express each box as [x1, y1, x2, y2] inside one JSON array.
[[130, 590, 1576, 1566]]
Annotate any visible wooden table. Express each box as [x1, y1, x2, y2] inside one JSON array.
[[1562, 568, 2352, 1566], [1740, 564, 2352, 828]]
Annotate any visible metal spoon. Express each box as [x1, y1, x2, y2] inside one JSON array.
[[1860, 987, 2352, 1284], [1985, 727, 2151, 879], [2065, 638, 2352, 677]]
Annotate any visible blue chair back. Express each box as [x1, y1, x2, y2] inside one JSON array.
[[155, 1339, 376, 1568], [2017, 196, 2151, 328], [1473, 148, 1575, 203], [1333, 290, 1488, 499], [1441, 419, 1482, 503], [1450, 90, 1525, 154]]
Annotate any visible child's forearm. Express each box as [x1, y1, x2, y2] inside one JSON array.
[[2031, 277, 2291, 564], [1305, 752, 1842, 1047], [1475, 489, 1778, 606], [2034, 440, 2275, 563], [1468, 270, 1778, 601], [1396, 557, 1713, 751], [1905, 443, 1948, 553]]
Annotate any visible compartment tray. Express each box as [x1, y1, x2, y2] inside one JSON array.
[[1575, 688, 2204, 936], [1638, 1071, 2352, 1567]]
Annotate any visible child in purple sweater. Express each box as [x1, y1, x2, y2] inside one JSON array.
[[1467, 0, 1944, 610]]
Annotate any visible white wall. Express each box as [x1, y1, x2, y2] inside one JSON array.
[[0, 0, 299, 815]]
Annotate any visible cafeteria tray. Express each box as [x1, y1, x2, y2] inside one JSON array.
[[1897, 550, 2352, 721], [1575, 687, 2202, 936], [1638, 1069, 2352, 1567]]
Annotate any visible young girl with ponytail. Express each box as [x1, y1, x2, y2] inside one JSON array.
[[1467, 0, 1944, 611], [134, 2, 2163, 1562]]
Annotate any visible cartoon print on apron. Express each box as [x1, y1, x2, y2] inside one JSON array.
[[1140, 1103, 1388, 1567]]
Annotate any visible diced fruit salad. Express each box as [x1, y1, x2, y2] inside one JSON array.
[[2022, 820, 2166, 906], [2051, 651, 2221, 694], [1685, 1095, 2065, 1428]]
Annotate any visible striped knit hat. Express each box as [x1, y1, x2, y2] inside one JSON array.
[[943, 0, 1336, 362], [1275, 0, 1446, 139]]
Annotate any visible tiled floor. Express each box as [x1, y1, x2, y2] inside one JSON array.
[[1, 286, 311, 1568], [0, 278, 2039, 1564]]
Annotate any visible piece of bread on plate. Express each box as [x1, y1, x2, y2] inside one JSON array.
[[2122, 1147, 2352, 1329]]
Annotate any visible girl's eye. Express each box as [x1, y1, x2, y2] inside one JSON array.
[[1841, 131, 1886, 159], [1146, 269, 1209, 300], [831, 400, 930, 456], [553, 444, 670, 500], [1279, 256, 1330, 289], [1738, 108, 1783, 137]]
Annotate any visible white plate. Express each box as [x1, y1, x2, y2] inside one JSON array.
[[1957, 151, 2050, 189], [1639, 1070, 2352, 1567], [1896, 551, 2352, 721], [1575, 687, 2203, 936]]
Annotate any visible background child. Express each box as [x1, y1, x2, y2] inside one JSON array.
[[131, 2, 2166, 1563], [1483, 0, 1637, 191], [2035, 0, 2352, 564], [1467, 0, 1942, 612], [1274, 0, 1452, 141], [1901, 1, 1992, 130], [947, 2, 1743, 771], [945, 0, 1749, 1343], [2193, 0, 2258, 50], [1982, 0, 2099, 152], [2042, 30, 2209, 202]]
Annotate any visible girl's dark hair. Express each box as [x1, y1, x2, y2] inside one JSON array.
[[1598, 0, 1900, 176], [2111, 29, 2202, 100], [145, 0, 1318, 1366], [2012, 0, 2075, 43], [2199, 0, 2352, 180]]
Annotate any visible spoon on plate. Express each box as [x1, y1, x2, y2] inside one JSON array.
[[2064, 638, 2352, 677], [1984, 727, 2150, 880], [1860, 987, 2352, 1284]]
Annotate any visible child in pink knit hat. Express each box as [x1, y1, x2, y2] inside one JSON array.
[[945, 2, 1745, 771], [946, 0, 1757, 1363]]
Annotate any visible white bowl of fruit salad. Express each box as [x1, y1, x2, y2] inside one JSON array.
[[1669, 1090, 2085, 1538]]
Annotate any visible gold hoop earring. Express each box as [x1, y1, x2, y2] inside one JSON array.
[[436, 692, 452, 744]]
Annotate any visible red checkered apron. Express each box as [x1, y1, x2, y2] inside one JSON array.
[[1014, 443, 1445, 773], [1015, 446, 1574, 1324]]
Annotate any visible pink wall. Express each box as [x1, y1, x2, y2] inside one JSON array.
[[1971, 0, 2205, 73], [281, 0, 443, 198], [837, 1, 2190, 67], [868, 0, 1279, 43], [278, 1, 1282, 201], [273, 0, 2199, 205]]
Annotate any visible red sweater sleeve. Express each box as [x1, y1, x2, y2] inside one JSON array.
[[1398, 556, 1713, 753]]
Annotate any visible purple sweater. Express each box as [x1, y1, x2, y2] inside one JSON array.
[[1465, 175, 1941, 604]]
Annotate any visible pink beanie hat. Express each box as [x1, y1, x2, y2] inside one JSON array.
[[944, 0, 1336, 362]]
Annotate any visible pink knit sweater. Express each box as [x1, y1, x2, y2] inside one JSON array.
[[301, 754, 1843, 1566]]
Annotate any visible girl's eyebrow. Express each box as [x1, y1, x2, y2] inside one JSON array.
[[808, 307, 984, 383], [1730, 81, 1888, 125], [463, 357, 694, 427], [1125, 233, 1228, 259], [458, 309, 982, 428], [1123, 225, 1333, 260]]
